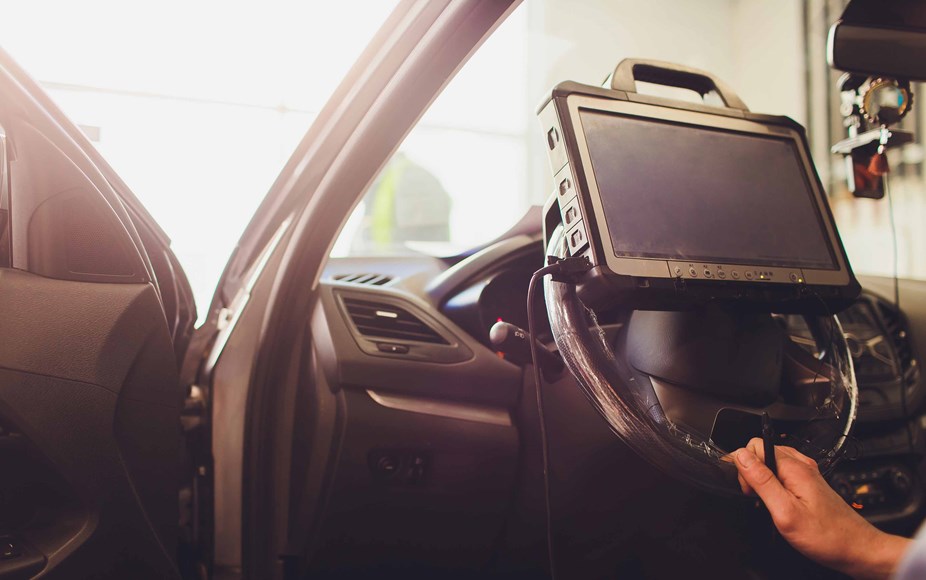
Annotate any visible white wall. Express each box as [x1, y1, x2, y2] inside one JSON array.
[[530, 0, 737, 90], [730, 0, 806, 125], [528, 0, 805, 119]]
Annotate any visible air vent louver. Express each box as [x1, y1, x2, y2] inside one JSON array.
[[333, 273, 393, 286], [343, 298, 448, 344], [876, 299, 920, 386], [839, 302, 897, 381]]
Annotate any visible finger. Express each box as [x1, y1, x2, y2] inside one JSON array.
[[777, 446, 819, 470], [771, 456, 823, 500], [734, 448, 796, 519], [746, 438, 815, 473], [745, 437, 766, 462], [723, 451, 753, 494]]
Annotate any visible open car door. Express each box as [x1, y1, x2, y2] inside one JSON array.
[[0, 2, 524, 578], [0, 49, 195, 579]]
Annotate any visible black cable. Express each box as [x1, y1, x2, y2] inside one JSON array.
[[885, 173, 901, 310], [884, 175, 915, 452], [526, 255, 591, 580], [526, 262, 561, 580]]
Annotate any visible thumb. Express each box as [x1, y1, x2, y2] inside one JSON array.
[[734, 448, 795, 515]]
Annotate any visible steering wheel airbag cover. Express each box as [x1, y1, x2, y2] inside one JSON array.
[[544, 230, 858, 495]]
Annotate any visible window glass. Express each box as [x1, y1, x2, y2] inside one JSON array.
[[333, 0, 812, 258], [332, 7, 530, 257], [338, 0, 926, 286]]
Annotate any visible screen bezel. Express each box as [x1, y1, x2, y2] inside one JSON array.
[[564, 95, 851, 287]]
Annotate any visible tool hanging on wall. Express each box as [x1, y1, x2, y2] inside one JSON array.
[[832, 74, 914, 199]]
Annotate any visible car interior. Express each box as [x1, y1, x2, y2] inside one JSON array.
[[2, 0, 926, 579]]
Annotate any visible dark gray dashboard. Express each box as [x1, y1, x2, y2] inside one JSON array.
[[308, 238, 926, 576]]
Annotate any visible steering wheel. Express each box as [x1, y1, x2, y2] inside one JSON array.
[[544, 228, 858, 495]]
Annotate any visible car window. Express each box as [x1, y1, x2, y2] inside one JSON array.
[[331, 6, 531, 258], [332, 0, 812, 259], [335, 0, 926, 287], [0, 0, 398, 320]]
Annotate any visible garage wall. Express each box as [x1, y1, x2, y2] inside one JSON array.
[[730, 0, 806, 125]]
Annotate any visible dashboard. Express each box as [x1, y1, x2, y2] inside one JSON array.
[[307, 232, 926, 577]]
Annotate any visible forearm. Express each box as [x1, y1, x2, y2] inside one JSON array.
[[843, 530, 911, 580]]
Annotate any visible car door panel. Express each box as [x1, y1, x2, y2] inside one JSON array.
[[0, 52, 186, 578], [0, 270, 181, 578], [8, 119, 147, 285]]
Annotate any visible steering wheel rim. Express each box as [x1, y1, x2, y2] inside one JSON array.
[[543, 228, 858, 495]]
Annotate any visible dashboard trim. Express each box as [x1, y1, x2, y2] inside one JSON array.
[[366, 389, 512, 427]]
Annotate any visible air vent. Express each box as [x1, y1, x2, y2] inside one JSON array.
[[343, 298, 448, 344], [333, 273, 393, 286], [876, 299, 920, 387], [791, 300, 909, 384], [839, 302, 898, 381]]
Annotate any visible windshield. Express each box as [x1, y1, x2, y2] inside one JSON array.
[[0, 0, 397, 318], [332, 2, 813, 259], [334, 0, 926, 288]]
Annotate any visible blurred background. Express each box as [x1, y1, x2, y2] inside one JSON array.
[[0, 0, 918, 322]]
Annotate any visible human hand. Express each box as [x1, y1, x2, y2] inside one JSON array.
[[733, 439, 911, 580]]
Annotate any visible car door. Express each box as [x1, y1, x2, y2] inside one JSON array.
[[184, 1, 522, 577], [2, 2, 530, 578], [0, 48, 195, 579]]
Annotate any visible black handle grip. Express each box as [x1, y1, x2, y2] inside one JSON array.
[[762, 412, 777, 476], [611, 58, 749, 112]]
